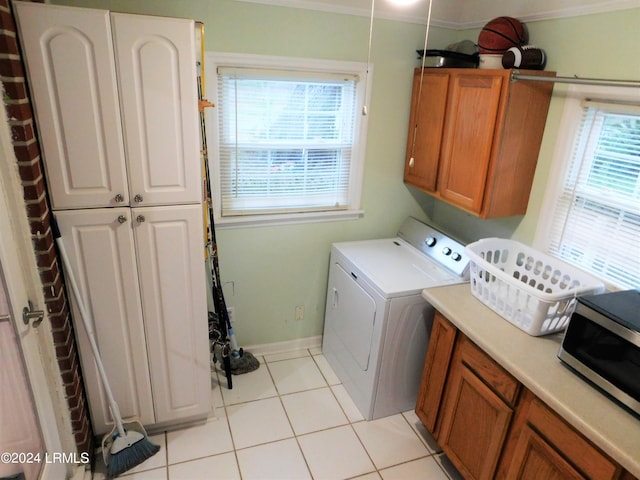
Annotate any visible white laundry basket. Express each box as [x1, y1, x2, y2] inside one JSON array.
[[465, 238, 605, 336]]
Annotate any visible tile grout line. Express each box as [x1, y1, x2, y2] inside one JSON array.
[[274, 348, 316, 479], [217, 363, 246, 480], [153, 349, 456, 480]]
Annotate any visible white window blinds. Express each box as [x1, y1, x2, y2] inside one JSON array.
[[546, 100, 640, 289], [216, 67, 359, 216]]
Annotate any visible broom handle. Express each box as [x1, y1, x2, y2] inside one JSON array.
[[52, 216, 127, 439]]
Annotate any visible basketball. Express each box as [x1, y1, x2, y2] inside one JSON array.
[[477, 17, 527, 54]]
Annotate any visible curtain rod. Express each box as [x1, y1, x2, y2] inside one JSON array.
[[511, 70, 640, 89]]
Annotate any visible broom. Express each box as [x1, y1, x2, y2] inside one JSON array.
[[52, 216, 160, 478]]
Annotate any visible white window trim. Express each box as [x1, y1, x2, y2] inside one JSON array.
[[534, 83, 640, 290], [204, 52, 372, 228]]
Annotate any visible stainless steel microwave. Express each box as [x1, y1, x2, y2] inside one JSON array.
[[558, 290, 640, 417]]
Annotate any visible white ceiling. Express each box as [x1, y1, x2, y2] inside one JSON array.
[[235, 0, 640, 28]]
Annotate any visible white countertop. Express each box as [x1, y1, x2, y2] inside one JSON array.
[[422, 283, 640, 478]]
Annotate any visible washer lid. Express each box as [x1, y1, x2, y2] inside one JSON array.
[[332, 238, 465, 298]]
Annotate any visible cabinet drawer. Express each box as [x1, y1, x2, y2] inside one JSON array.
[[458, 335, 520, 406]]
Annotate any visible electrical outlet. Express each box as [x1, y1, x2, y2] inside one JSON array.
[[295, 305, 304, 321], [227, 306, 235, 323]]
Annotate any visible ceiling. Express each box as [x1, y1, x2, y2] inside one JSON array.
[[235, 0, 640, 28]]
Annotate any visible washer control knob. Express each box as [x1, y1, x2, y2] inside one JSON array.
[[425, 236, 437, 247], [442, 247, 452, 256], [452, 252, 462, 261]]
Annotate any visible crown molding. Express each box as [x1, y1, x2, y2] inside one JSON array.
[[232, 0, 640, 29], [454, 0, 640, 29]]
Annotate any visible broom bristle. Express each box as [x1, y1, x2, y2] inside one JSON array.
[[106, 436, 160, 479]]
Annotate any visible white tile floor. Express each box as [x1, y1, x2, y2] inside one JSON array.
[[93, 347, 462, 480]]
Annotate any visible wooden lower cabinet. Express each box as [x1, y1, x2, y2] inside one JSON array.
[[416, 311, 636, 480], [497, 390, 625, 480], [437, 328, 519, 480], [507, 424, 584, 480], [439, 360, 513, 479], [415, 311, 457, 433]]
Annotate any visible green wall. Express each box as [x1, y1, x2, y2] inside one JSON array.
[[48, 0, 640, 347]]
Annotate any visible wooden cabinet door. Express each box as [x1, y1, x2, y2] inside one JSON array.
[[14, 3, 129, 210], [133, 204, 210, 423], [439, 357, 513, 480], [54, 208, 154, 434], [438, 73, 504, 213], [111, 13, 201, 207], [505, 424, 585, 480], [404, 71, 449, 192], [415, 312, 457, 435], [499, 391, 623, 480]]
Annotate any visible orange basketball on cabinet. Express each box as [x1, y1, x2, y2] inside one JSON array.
[[477, 17, 527, 54]]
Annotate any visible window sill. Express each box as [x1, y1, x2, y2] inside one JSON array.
[[213, 209, 365, 229]]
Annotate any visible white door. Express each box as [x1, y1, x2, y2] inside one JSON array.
[[0, 277, 43, 480], [0, 128, 66, 478], [111, 13, 201, 207], [324, 262, 377, 371], [54, 208, 155, 435], [133, 204, 210, 423], [14, 2, 130, 210]]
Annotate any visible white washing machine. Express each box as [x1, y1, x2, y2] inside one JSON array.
[[322, 217, 470, 420]]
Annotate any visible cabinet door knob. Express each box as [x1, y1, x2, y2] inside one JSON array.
[[136, 215, 146, 223], [409, 157, 415, 168], [134, 194, 143, 203], [114, 193, 124, 203], [117, 215, 127, 224]]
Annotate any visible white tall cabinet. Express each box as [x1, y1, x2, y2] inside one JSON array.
[[15, 2, 211, 435]]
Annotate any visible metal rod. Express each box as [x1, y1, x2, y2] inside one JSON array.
[[511, 70, 640, 88], [362, 0, 375, 116], [408, 0, 434, 163]]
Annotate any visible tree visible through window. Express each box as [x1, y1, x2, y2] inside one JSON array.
[[207, 55, 369, 223], [542, 98, 640, 290]]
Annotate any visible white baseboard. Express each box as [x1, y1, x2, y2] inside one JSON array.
[[243, 335, 322, 357]]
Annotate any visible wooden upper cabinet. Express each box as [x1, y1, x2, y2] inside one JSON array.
[[404, 72, 449, 192], [404, 68, 555, 218], [438, 74, 503, 212]]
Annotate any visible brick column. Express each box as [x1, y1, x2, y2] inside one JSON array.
[[0, 0, 94, 459]]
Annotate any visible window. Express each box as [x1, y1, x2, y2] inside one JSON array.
[[535, 85, 640, 290], [205, 53, 371, 226]]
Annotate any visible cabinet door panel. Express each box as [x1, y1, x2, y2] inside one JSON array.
[[54, 209, 154, 434], [438, 74, 503, 212], [440, 361, 513, 480], [525, 397, 621, 479], [506, 424, 585, 480], [133, 205, 210, 423], [415, 312, 457, 434], [15, 3, 129, 209], [111, 13, 201, 206], [404, 72, 449, 192]]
